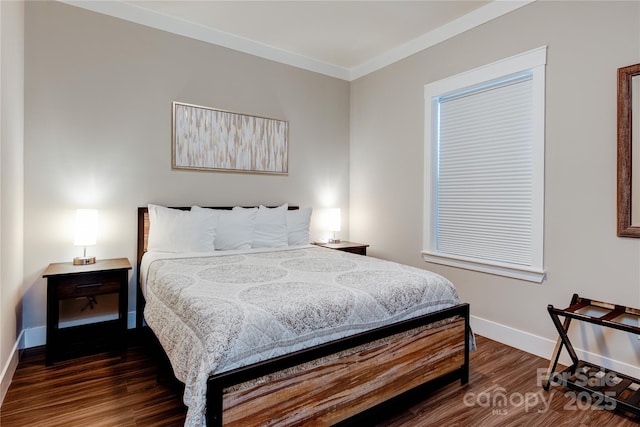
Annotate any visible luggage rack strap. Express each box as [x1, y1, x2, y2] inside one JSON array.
[[551, 295, 640, 335]]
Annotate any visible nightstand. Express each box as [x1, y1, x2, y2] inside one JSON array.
[[313, 241, 369, 256], [43, 258, 131, 365]]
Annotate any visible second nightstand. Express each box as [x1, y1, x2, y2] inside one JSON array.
[[313, 241, 369, 256], [43, 258, 131, 365]]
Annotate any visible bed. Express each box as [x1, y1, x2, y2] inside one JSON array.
[[136, 205, 471, 426]]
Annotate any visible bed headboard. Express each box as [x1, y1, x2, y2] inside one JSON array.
[[136, 205, 299, 270]]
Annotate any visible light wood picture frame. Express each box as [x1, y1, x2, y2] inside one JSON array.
[[172, 102, 288, 174]]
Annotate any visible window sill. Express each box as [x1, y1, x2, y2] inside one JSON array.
[[422, 251, 546, 283]]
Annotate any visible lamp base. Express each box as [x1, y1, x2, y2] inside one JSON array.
[[73, 256, 96, 265], [328, 238, 341, 244]]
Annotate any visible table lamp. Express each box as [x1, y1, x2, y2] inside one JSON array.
[[73, 209, 97, 265], [326, 208, 341, 243]]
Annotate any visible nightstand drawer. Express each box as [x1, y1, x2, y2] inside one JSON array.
[[55, 273, 122, 299]]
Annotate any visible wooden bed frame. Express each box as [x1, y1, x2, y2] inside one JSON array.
[[136, 206, 470, 426]]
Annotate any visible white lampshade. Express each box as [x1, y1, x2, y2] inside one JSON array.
[[324, 208, 341, 244], [74, 209, 97, 247], [325, 208, 341, 232]]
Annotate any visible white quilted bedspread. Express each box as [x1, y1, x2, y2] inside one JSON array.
[[143, 246, 461, 426]]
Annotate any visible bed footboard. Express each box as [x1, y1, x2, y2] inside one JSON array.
[[207, 303, 470, 426]]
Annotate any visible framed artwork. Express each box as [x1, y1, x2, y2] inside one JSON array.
[[172, 102, 288, 174]]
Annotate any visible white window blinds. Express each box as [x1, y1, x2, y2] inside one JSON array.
[[423, 46, 546, 283], [437, 75, 533, 266]]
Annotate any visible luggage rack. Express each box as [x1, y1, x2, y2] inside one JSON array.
[[544, 293, 640, 416]]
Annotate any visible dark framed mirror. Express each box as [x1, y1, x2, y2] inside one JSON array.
[[617, 63, 640, 237]]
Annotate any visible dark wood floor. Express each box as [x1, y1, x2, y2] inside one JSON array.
[[1, 334, 639, 426]]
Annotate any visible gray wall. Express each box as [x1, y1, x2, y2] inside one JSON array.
[[350, 1, 640, 371], [22, 1, 350, 336], [0, 0, 24, 403]]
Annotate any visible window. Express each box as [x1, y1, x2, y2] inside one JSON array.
[[423, 46, 546, 283]]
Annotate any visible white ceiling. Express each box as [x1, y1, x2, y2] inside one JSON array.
[[62, 0, 533, 80], [123, 0, 489, 68]]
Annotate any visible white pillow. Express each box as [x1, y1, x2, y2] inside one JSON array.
[[147, 204, 217, 252], [193, 206, 257, 250], [287, 207, 312, 245], [251, 204, 289, 248]]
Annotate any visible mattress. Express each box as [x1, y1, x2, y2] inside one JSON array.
[[141, 245, 461, 426]]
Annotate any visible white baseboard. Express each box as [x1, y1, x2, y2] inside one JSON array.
[[471, 315, 640, 379], [22, 311, 138, 349], [0, 330, 23, 406]]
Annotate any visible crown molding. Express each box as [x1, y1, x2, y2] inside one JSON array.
[[60, 0, 534, 82], [59, 0, 351, 80], [349, 0, 535, 80]]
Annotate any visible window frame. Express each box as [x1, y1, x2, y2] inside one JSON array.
[[423, 46, 547, 283]]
